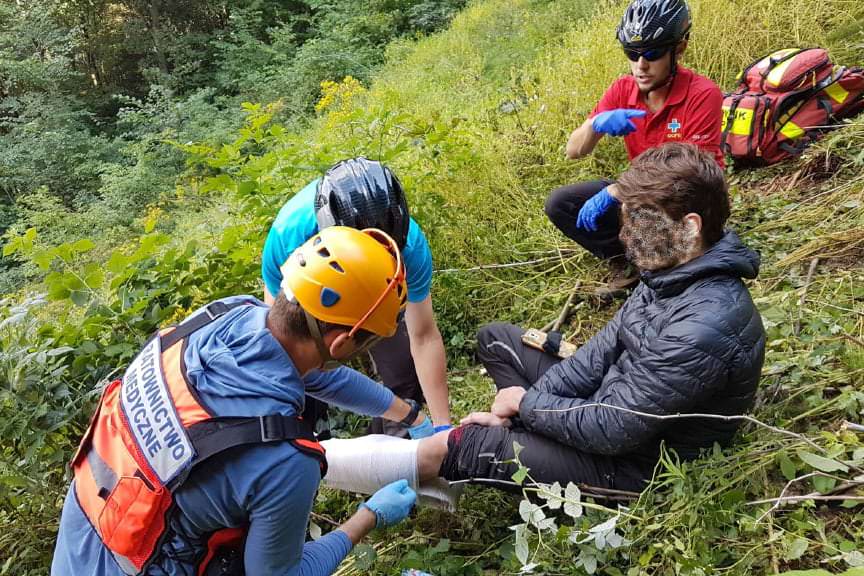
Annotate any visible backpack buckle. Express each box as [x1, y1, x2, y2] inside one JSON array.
[[259, 415, 282, 442]]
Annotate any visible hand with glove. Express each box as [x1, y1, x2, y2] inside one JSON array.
[[407, 415, 435, 439], [360, 479, 417, 528], [591, 109, 646, 136], [576, 187, 619, 232]]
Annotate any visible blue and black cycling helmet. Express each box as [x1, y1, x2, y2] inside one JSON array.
[[314, 157, 410, 250], [617, 0, 691, 49]]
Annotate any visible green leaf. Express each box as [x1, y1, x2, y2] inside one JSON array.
[[514, 524, 529, 566], [144, 213, 158, 233], [84, 263, 104, 289], [32, 249, 56, 271], [812, 475, 836, 493], [430, 538, 450, 554], [785, 537, 809, 560], [541, 481, 563, 510], [61, 271, 85, 291], [107, 251, 130, 275], [352, 543, 376, 571], [563, 482, 583, 518], [797, 450, 849, 473], [69, 290, 89, 307], [777, 451, 798, 481], [512, 440, 524, 460], [71, 238, 95, 253], [511, 466, 528, 485], [2, 237, 20, 256]]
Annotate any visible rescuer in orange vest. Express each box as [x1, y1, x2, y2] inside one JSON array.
[[52, 226, 427, 576]]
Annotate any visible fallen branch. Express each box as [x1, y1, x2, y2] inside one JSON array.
[[575, 484, 641, 499], [794, 257, 819, 336], [311, 511, 340, 527], [448, 478, 639, 501], [532, 402, 826, 453], [807, 299, 864, 317], [434, 256, 565, 274], [542, 282, 581, 333], [754, 472, 819, 523], [747, 495, 864, 506], [817, 480, 864, 496], [842, 420, 864, 433], [841, 333, 864, 349], [750, 473, 863, 518]]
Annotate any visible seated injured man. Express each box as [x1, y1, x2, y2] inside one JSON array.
[[322, 142, 766, 498]]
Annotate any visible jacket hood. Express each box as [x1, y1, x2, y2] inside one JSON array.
[[641, 230, 760, 297]]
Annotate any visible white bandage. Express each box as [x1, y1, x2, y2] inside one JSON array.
[[321, 434, 460, 511]]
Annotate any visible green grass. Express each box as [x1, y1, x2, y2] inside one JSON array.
[[2, 0, 863, 573]]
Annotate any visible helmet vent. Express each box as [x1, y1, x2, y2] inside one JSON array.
[[320, 287, 341, 307], [317, 247, 331, 258], [313, 236, 322, 245], [297, 253, 307, 267], [329, 261, 345, 273]]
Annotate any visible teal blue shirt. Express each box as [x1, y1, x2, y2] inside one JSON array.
[[262, 179, 433, 303]]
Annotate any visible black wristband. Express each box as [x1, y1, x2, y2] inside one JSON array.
[[398, 398, 422, 427]]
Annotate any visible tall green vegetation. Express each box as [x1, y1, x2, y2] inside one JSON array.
[[0, 0, 465, 291], [2, 0, 863, 573]]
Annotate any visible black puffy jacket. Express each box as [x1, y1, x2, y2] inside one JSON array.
[[520, 231, 765, 461]]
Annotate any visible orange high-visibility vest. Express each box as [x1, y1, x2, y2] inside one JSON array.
[[70, 301, 327, 575]]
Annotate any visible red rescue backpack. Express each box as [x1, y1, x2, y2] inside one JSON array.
[[721, 47, 864, 166], [70, 300, 327, 575]]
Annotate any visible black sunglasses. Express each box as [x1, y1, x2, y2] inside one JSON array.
[[624, 44, 674, 62]]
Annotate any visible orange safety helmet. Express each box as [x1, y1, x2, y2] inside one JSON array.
[[280, 226, 407, 339]]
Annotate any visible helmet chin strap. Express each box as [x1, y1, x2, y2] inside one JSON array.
[[303, 309, 380, 371], [646, 50, 677, 98], [669, 48, 678, 81], [304, 309, 342, 371]]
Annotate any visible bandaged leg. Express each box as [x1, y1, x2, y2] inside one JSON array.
[[321, 434, 460, 511]]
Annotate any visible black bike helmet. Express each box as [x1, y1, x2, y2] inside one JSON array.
[[616, 0, 691, 49], [314, 157, 410, 249]]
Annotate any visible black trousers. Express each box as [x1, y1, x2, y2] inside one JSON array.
[[545, 179, 625, 261], [304, 320, 423, 438], [438, 323, 652, 492]]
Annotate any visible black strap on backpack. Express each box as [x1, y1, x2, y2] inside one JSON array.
[[188, 415, 320, 467], [157, 300, 329, 490], [160, 300, 240, 350]]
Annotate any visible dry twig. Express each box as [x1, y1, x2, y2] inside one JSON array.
[[541, 282, 581, 333], [794, 257, 819, 336], [532, 402, 826, 453]]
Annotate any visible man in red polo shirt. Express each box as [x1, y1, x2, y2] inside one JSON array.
[[546, 0, 723, 295]]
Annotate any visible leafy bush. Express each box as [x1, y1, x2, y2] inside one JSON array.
[[2, 0, 864, 572], [0, 295, 83, 574]]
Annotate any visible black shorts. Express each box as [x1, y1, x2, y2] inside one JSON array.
[[439, 424, 652, 492]]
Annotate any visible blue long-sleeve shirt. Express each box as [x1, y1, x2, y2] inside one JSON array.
[[52, 296, 394, 576]]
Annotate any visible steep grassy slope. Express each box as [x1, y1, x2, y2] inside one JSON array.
[[1, 0, 862, 573]]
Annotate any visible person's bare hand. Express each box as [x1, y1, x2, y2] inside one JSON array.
[[459, 411, 511, 428], [491, 386, 526, 418]]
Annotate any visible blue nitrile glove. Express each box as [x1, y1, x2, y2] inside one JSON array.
[[433, 424, 453, 433], [407, 415, 435, 439], [576, 187, 619, 232], [361, 479, 417, 527], [591, 109, 647, 136]]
